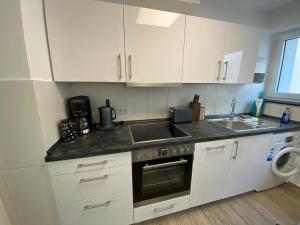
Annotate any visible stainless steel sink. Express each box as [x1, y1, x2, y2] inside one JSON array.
[[208, 116, 279, 132]]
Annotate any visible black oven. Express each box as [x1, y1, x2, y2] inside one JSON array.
[[132, 144, 194, 207]]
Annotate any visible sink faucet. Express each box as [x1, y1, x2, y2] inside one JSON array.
[[230, 97, 236, 118]]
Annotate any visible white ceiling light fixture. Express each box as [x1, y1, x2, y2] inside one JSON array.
[[177, 0, 200, 4], [136, 8, 181, 28]]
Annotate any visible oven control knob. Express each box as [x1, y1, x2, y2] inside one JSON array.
[[172, 149, 177, 155], [153, 150, 159, 158], [137, 153, 143, 160], [180, 148, 186, 154], [160, 148, 168, 156]]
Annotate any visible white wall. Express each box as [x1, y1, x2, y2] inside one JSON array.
[[0, 197, 11, 225], [264, 102, 300, 122], [0, 0, 29, 80], [33, 81, 69, 149], [19, 0, 53, 81], [268, 0, 300, 33], [69, 83, 264, 121], [0, 1, 65, 225]]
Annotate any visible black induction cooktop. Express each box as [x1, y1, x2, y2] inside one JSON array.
[[129, 122, 191, 143]]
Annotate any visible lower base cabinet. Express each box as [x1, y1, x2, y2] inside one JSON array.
[[190, 139, 234, 207], [48, 135, 274, 225], [223, 134, 273, 198], [134, 195, 189, 223], [58, 191, 133, 225], [48, 152, 133, 225]]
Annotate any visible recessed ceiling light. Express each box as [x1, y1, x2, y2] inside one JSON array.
[[136, 8, 181, 28]]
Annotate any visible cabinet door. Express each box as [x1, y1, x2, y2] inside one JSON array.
[[182, 16, 226, 83], [45, 0, 125, 82], [190, 139, 234, 208], [223, 134, 273, 198], [124, 6, 185, 84], [222, 23, 262, 83], [58, 191, 133, 225]]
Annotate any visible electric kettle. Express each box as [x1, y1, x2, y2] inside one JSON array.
[[98, 99, 117, 130]]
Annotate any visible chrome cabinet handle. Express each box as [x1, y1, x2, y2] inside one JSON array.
[[216, 60, 222, 80], [153, 204, 175, 213], [118, 54, 122, 79], [223, 61, 229, 80], [77, 160, 108, 168], [206, 145, 226, 151], [128, 55, 132, 79], [79, 175, 109, 183], [143, 159, 188, 171], [233, 141, 239, 159], [83, 201, 111, 210]]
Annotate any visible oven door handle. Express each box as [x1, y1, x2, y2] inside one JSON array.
[[143, 159, 188, 171]]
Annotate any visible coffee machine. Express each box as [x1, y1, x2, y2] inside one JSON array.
[[98, 99, 117, 130], [69, 96, 93, 134]]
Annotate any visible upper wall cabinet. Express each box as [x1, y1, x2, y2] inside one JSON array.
[[222, 23, 262, 83], [182, 17, 262, 84], [124, 6, 185, 84], [45, 0, 125, 82], [182, 16, 227, 83]]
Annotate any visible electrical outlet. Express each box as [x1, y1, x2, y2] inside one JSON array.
[[116, 108, 127, 115]]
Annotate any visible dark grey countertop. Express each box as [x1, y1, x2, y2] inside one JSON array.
[[45, 116, 300, 162]]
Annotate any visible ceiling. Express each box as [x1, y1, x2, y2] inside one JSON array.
[[238, 0, 294, 12]]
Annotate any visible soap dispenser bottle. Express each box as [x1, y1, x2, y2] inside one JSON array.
[[281, 107, 290, 124]]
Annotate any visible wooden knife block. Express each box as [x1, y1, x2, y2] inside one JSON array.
[[189, 102, 201, 121]]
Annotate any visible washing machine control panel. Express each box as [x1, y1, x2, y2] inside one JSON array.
[[274, 133, 299, 146], [285, 136, 294, 143]]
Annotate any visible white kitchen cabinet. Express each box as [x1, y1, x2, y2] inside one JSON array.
[[48, 152, 133, 225], [124, 6, 185, 84], [182, 18, 261, 84], [222, 23, 262, 83], [182, 16, 227, 83], [134, 195, 189, 223], [48, 152, 131, 176], [190, 139, 234, 207], [223, 134, 273, 198], [45, 0, 125, 82], [3, 166, 60, 225], [58, 191, 133, 225], [51, 164, 132, 203], [0, 81, 45, 169]]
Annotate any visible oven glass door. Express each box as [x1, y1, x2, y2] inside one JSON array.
[[133, 155, 193, 203]]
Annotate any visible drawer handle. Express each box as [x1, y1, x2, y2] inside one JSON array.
[[206, 145, 226, 151], [83, 201, 111, 210], [77, 160, 108, 168], [79, 175, 109, 183], [153, 204, 176, 213]]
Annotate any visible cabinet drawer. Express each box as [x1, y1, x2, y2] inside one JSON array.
[[134, 195, 189, 223], [58, 191, 133, 225], [48, 152, 131, 176], [51, 164, 132, 203]]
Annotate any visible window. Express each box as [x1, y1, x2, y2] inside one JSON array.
[[276, 37, 300, 94]]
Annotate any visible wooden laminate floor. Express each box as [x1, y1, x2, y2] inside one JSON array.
[[137, 184, 300, 225]]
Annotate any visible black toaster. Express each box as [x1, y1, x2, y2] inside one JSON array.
[[170, 107, 193, 123]]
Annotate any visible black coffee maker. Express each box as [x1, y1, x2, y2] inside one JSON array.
[[69, 96, 93, 134], [98, 99, 117, 130]]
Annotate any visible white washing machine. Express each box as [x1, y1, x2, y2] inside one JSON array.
[[257, 132, 300, 191]]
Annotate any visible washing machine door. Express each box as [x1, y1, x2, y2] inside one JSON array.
[[272, 146, 300, 178]]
